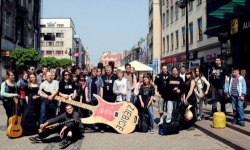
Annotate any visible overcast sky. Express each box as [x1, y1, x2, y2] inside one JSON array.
[[43, 0, 148, 66]]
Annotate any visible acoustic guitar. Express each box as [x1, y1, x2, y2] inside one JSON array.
[[7, 97, 23, 138], [50, 93, 139, 134], [38, 119, 79, 133]]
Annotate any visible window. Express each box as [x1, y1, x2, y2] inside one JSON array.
[[163, 37, 166, 53], [40, 42, 45, 46], [17, 20, 22, 43], [197, 0, 202, 5], [47, 33, 54, 35], [57, 24, 64, 28], [175, 2, 178, 20], [55, 41, 64, 46], [46, 51, 53, 55], [182, 27, 185, 46], [40, 33, 45, 37], [189, 23, 193, 44], [171, 33, 174, 50], [56, 33, 64, 38], [170, 6, 173, 23], [46, 42, 54, 46], [166, 10, 169, 26], [163, 13, 165, 29], [198, 18, 203, 41], [18, 0, 23, 6], [189, 1, 193, 11], [176, 30, 179, 49], [56, 51, 63, 55], [167, 35, 169, 52], [4, 10, 11, 38], [40, 24, 46, 28], [162, 0, 165, 5], [34, 33, 38, 49], [182, 7, 185, 16], [47, 24, 55, 28]]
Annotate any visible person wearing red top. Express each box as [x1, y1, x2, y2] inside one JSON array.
[[17, 71, 28, 115]]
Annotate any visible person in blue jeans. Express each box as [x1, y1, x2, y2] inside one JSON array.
[[224, 66, 246, 127], [38, 72, 59, 124], [138, 75, 155, 134]]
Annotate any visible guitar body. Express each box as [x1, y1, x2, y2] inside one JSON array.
[[7, 116, 23, 138], [81, 95, 139, 134]]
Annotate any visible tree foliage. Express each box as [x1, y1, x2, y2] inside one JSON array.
[[59, 58, 72, 68], [39, 57, 59, 69], [10, 48, 41, 67]]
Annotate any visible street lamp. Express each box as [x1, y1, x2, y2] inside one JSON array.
[[178, 0, 194, 69]]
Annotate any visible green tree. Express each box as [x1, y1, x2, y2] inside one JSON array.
[[39, 57, 59, 69], [10, 48, 41, 67], [58, 58, 72, 68]]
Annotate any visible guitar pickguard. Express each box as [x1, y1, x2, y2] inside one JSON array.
[[93, 96, 123, 122]]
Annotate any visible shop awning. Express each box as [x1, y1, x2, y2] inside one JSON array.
[[204, 24, 228, 36], [209, 0, 250, 20], [118, 61, 153, 72]]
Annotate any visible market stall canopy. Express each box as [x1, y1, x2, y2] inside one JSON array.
[[118, 61, 153, 72]]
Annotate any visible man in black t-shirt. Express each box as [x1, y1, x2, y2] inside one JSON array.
[[59, 71, 76, 114], [154, 64, 170, 126], [101, 66, 118, 103], [209, 57, 228, 113]]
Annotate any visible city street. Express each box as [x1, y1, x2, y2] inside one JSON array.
[[0, 100, 236, 150]]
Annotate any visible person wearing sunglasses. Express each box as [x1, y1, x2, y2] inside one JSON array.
[[58, 71, 77, 115]]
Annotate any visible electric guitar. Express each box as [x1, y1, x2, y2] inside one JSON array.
[[7, 97, 23, 138], [49, 92, 139, 134], [38, 119, 79, 133]]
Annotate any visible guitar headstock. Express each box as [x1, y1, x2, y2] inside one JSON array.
[[13, 97, 18, 104]]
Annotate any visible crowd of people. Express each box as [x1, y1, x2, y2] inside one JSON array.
[[0, 57, 247, 148]]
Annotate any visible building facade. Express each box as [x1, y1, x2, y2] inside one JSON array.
[[99, 52, 121, 68], [0, 0, 41, 81], [40, 18, 85, 67], [148, 0, 162, 74], [161, 0, 220, 71]]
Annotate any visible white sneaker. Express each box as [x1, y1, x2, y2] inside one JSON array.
[[150, 129, 154, 134], [158, 120, 163, 126]]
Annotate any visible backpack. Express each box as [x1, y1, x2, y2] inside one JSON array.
[[158, 122, 180, 135], [138, 108, 149, 133]]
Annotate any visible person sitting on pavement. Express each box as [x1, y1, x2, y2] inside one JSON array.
[[29, 104, 84, 148], [224, 66, 247, 127]]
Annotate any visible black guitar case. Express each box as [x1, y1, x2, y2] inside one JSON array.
[[21, 94, 38, 135]]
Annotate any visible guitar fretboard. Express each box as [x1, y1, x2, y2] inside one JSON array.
[[54, 96, 96, 111]]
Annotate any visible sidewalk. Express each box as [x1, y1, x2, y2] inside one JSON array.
[[0, 101, 232, 150]]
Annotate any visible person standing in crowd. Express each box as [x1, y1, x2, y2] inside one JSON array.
[[22, 73, 41, 135], [165, 66, 184, 123], [38, 72, 59, 125], [97, 68, 102, 77], [72, 74, 83, 116], [180, 66, 186, 82], [29, 104, 84, 148], [138, 75, 155, 134], [82, 67, 89, 80], [123, 64, 137, 104], [209, 57, 228, 113], [154, 64, 170, 126], [51, 71, 57, 81], [101, 66, 118, 103], [184, 70, 197, 131], [134, 74, 144, 107], [75, 67, 81, 76], [58, 71, 76, 114], [224, 66, 246, 127], [85, 67, 104, 106], [113, 70, 131, 102], [194, 67, 210, 121], [28, 65, 42, 84], [1, 71, 19, 124], [113, 67, 117, 75], [42, 67, 48, 75], [17, 71, 28, 115]]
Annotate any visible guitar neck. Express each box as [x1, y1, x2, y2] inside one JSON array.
[[54, 96, 96, 111]]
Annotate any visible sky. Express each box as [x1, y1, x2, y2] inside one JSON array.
[[43, 0, 149, 66]]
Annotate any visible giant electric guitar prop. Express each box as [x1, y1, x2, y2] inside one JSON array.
[[53, 94, 139, 134]]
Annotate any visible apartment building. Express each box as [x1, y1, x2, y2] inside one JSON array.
[[161, 0, 220, 69], [40, 18, 85, 67], [148, 0, 162, 74], [0, 0, 41, 81]]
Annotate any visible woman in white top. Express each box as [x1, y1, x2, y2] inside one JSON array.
[[194, 67, 210, 121]]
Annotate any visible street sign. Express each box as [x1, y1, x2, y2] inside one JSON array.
[[154, 58, 158, 74]]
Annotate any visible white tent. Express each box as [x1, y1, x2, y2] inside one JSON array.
[[118, 61, 153, 72]]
